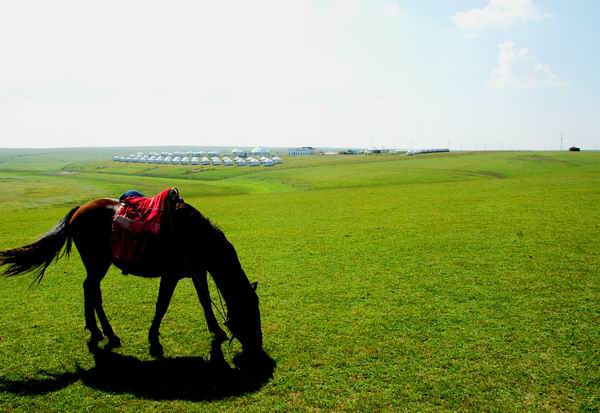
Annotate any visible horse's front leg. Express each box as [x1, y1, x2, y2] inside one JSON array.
[[148, 276, 178, 358], [191, 272, 228, 343]]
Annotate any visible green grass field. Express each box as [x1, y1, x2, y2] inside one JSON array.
[[0, 149, 599, 411]]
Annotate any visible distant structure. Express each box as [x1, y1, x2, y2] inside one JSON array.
[[232, 148, 248, 157], [365, 148, 390, 154], [406, 148, 450, 156], [289, 146, 316, 156], [251, 146, 271, 156], [568, 146, 581, 152], [112, 149, 280, 168]]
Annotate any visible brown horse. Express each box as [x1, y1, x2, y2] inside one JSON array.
[[0, 195, 262, 359]]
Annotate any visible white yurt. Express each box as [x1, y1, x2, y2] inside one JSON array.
[[164, 156, 173, 164], [251, 146, 271, 156], [191, 157, 200, 165], [201, 157, 210, 165], [264, 158, 274, 167], [181, 156, 190, 165], [212, 157, 222, 165], [272, 156, 282, 164], [223, 157, 234, 166], [172, 156, 182, 164], [249, 158, 261, 167], [236, 158, 247, 166]]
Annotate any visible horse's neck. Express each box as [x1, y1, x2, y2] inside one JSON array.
[[207, 246, 248, 307]]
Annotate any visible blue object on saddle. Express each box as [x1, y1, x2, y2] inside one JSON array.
[[119, 190, 145, 202]]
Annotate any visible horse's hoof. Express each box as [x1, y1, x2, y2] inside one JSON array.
[[87, 339, 101, 354], [212, 329, 228, 344], [88, 330, 104, 342], [106, 336, 122, 350], [149, 342, 164, 358]]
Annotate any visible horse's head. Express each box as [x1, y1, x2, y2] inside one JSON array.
[[226, 280, 263, 354], [175, 203, 264, 354]]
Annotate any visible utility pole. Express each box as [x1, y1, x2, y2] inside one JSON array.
[[560, 131, 564, 151]]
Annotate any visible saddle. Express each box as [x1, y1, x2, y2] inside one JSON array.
[[111, 188, 182, 275]]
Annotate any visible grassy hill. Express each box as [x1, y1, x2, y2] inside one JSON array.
[[0, 149, 599, 411]]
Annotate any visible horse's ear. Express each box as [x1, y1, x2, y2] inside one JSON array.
[[251, 281, 258, 291]]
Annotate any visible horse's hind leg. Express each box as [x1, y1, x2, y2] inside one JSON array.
[[94, 278, 121, 349], [192, 272, 228, 343], [148, 276, 178, 358], [83, 262, 120, 352], [83, 277, 104, 351]]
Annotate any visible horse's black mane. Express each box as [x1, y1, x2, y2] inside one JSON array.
[[178, 202, 226, 239]]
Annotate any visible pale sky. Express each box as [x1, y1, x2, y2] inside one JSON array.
[[1, 0, 599, 150]]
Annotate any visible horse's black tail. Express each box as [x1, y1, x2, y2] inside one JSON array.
[[0, 206, 79, 285]]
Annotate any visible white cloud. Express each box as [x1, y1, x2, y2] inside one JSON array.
[[384, 4, 402, 17], [488, 42, 565, 89], [452, 0, 550, 31]]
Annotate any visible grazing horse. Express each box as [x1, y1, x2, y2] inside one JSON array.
[[0, 192, 263, 358]]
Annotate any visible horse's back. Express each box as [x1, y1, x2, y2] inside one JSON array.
[[71, 198, 119, 223], [69, 199, 119, 268]]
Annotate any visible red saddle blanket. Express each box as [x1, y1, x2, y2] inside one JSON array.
[[111, 188, 177, 274]]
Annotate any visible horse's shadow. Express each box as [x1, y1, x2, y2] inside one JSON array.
[[0, 348, 276, 401]]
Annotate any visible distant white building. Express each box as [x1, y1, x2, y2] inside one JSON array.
[[251, 146, 271, 156], [232, 148, 248, 157], [289, 147, 316, 156]]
